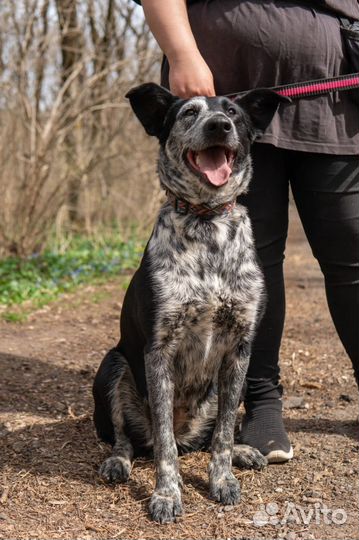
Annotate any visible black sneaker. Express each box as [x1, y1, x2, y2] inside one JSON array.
[[238, 399, 293, 463]]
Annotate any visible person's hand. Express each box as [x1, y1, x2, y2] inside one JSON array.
[[168, 50, 215, 98]]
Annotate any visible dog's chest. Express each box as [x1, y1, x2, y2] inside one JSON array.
[[173, 292, 247, 397], [149, 207, 263, 400]]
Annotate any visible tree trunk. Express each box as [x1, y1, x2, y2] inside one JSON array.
[[55, 0, 83, 225]]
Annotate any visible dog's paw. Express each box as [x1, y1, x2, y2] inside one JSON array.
[[232, 444, 268, 470], [149, 490, 182, 524], [210, 473, 241, 505], [99, 456, 131, 484]]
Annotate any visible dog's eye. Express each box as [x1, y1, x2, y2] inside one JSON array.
[[184, 108, 197, 117], [227, 107, 237, 116]]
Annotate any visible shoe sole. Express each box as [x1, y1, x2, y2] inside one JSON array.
[[265, 446, 294, 464]]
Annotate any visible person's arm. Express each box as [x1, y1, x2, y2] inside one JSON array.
[[141, 0, 215, 98]]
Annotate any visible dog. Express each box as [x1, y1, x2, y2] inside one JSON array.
[[93, 83, 289, 524]]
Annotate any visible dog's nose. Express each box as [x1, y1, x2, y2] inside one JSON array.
[[205, 116, 232, 135]]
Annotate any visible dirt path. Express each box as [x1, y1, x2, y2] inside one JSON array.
[[0, 205, 358, 540]]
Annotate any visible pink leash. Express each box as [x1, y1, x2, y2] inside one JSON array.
[[227, 72, 359, 99]]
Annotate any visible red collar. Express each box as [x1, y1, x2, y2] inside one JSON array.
[[166, 190, 236, 218]]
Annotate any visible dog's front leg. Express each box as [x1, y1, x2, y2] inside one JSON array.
[[145, 348, 182, 524], [209, 344, 249, 505]]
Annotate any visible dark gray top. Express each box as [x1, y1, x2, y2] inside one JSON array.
[[134, 0, 359, 18], [317, 0, 359, 19]]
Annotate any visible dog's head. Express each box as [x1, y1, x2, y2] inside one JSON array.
[[126, 83, 289, 206]]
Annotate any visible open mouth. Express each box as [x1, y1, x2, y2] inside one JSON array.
[[186, 146, 236, 187]]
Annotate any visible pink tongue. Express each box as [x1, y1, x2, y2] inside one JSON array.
[[197, 147, 231, 186]]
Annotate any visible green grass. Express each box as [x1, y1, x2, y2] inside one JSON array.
[[2, 311, 28, 323], [0, 233, 144, 316]]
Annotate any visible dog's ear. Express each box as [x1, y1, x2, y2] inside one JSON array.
[[125, 83, 178, 138], [235, 89, 291, 138]]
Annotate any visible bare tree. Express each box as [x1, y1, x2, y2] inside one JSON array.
[[0, 0, 161, 258], [55, 0, 84, 224]]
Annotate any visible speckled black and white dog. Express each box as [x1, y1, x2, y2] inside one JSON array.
[[93, 83, 288, 524]]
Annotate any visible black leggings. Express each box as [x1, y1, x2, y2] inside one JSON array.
[[240, 143, 359, 400]]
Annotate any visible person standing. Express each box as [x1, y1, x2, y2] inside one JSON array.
[[136, 0, 359, 462]]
